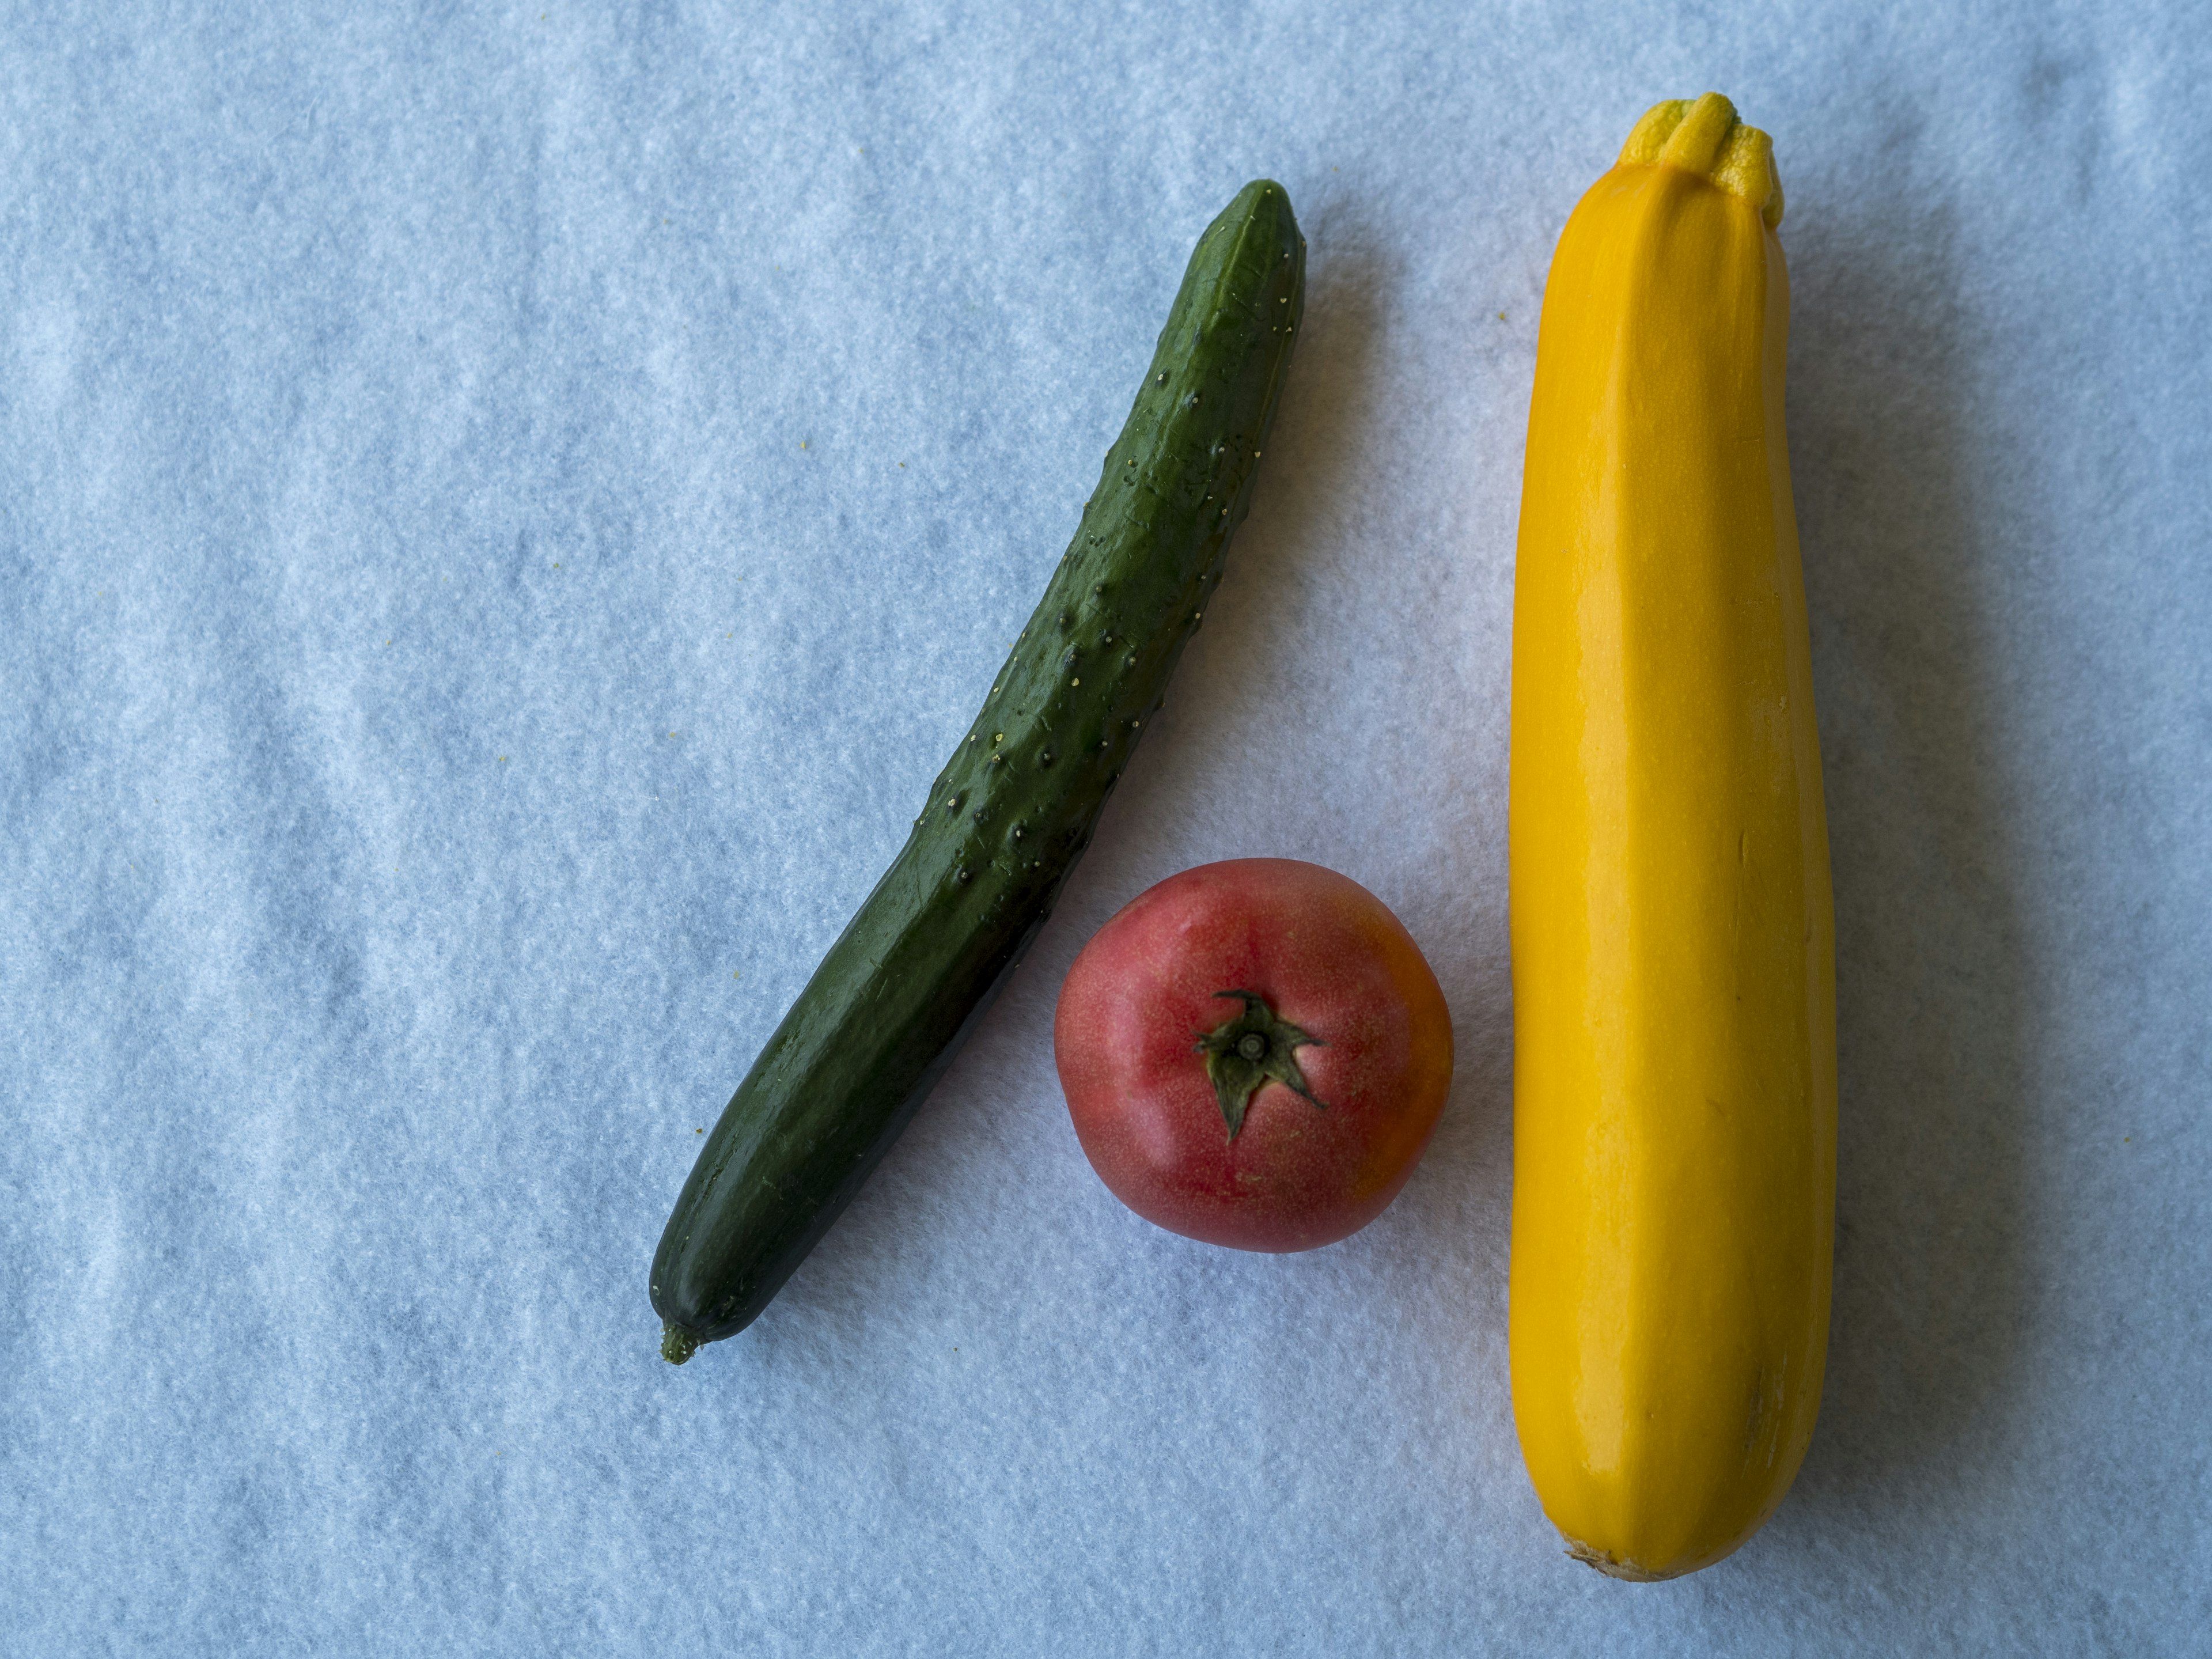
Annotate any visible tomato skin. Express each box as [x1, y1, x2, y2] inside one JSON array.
[[1054, 858, 1453, 1252]]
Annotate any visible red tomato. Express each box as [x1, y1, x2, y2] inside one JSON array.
[[1054, 858, 1453, 1252]]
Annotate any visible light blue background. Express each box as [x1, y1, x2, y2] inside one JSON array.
[[5, 2, 2206, 1653]]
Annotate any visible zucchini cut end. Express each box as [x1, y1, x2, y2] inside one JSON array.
[[1618, 92, 1785, 228], [660, 1321, 702, 1366]]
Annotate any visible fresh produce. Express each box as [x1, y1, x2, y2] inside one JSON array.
[[1508, 93, 1835, 1577], [1055, 859, 1452, 1252], [652, 180, 1306, 1362]]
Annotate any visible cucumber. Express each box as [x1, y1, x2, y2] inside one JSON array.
[[652, 180, 1306, 1361]]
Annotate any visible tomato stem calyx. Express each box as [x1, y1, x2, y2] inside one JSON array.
[[1195, 990, 1328, 1141]]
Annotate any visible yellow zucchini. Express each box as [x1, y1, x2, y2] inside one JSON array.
[[1507, 93, 1835, 1580]]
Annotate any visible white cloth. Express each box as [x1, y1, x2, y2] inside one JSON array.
[[4, 2, 2205, 1652]]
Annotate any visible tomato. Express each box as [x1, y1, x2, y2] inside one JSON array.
[[1054, 858, 1453, 1252]]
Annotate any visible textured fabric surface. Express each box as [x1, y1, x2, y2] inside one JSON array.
[[4, 3, 2206, 1653]]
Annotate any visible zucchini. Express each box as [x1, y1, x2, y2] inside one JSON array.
[[1509, 94, 1832, 1577], [652, 180, 1306, 1361]]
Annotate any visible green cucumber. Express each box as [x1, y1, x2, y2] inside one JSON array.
[[652, 179, 1306, 1361]]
